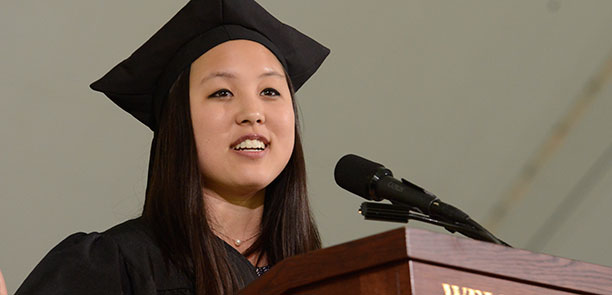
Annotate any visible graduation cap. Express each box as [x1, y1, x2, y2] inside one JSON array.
[[90, 0, 330, 131]]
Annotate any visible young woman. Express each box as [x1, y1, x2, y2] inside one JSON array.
[[15, 0, 329, 294]]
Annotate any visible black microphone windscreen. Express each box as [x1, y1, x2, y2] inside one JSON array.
[[334, 154, 387, 200]]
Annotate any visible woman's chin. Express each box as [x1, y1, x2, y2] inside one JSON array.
[[226, 167, 284, 191], [231, 179, 272, 195], [203, 177, 270, 198]]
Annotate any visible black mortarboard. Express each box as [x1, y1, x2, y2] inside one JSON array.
[[90, 0, 330, 131]]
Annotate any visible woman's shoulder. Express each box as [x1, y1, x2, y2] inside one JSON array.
[[102, 217, 158, 255], [16, 218, 192, 295], [46, 218, 152, 254], [44, 218, 160, 273]]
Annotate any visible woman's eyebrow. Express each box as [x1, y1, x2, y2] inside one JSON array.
[[200, 70, 284, 84], [259, 71, 285, 79], [200, 71, 236, 84]]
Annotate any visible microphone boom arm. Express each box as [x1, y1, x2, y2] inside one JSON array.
[[359, 202, 511, 247]]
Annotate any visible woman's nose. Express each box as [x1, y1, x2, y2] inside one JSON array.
[[235, 96, 265, 125]]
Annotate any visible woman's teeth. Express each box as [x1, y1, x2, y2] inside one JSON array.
[[233, 139, 266, 151]]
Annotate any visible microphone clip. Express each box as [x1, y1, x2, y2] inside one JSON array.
[[358, 202, 511, 247]]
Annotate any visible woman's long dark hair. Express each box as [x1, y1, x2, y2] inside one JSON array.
[[142, 69, 320, 295]]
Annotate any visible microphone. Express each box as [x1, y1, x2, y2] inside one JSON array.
[[334, 154, 469, 222]]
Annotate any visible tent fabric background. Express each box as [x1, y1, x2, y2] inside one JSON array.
[[1, 1, 612, 293]]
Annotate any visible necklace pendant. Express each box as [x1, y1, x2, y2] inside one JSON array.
[[235, 239, 241, 246]]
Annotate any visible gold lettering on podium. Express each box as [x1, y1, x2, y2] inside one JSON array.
[[442, 283, 496, 295]]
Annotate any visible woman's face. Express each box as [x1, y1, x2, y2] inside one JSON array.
[[189, 40, 295, 198]]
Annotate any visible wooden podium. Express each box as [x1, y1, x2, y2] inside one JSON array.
[[240, 227, 612, 295]]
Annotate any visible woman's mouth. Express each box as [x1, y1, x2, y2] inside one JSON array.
[[232, 138, 266, 151], [230, 135, 270, 157]]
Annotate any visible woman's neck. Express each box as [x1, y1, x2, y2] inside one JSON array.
[[203, 187, 266, 266]]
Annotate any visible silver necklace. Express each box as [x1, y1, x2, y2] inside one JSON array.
[[214, 230, 260, 247]]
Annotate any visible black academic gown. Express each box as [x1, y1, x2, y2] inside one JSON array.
[[15, 218, 259, 295]]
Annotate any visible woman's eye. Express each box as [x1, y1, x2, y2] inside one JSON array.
[[208, 89, 233, 98], [261, 88, 280, 97]]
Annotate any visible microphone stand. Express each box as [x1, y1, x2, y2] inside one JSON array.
[[359, 202, 511, 247]]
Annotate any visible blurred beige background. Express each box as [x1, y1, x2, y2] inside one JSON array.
[[2, 0, 612, 293]]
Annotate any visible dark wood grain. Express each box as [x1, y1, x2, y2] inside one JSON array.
[[405, 228, 612, 294], [239, 227, 612, 295], [411, 261, 578, 295], [289, 261, 411, 295], [239, 228, 410, 294]]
